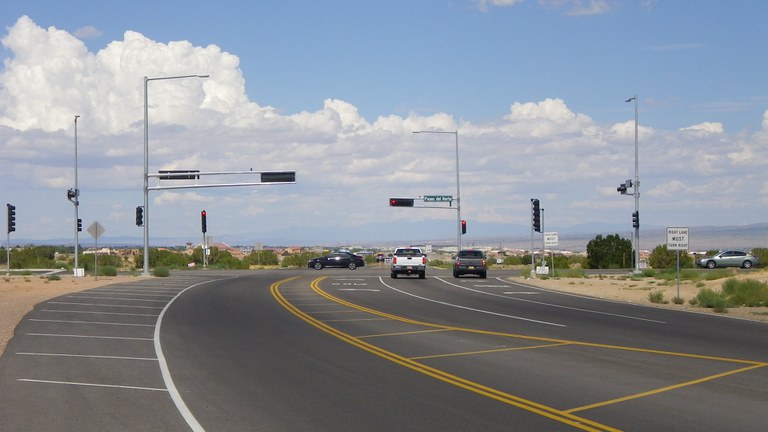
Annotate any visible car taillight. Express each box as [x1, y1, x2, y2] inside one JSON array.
[[422, 256, 427, 265], [482, 259, 486, 266], [392, 257, 397, 264]]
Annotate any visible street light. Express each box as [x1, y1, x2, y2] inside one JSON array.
[[73, 115, 80, 275], [626, 95, 640, 274], [143, 74, 208, 276], [412, 130, 462, 252]]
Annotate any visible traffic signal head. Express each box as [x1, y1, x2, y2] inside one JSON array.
[[389, 198, 414, 207], [7, 203, 16, 233], [617, 179, 633, 195], [77, 218, 82, 232], [461, 219, 467, 235], [201, 210, 207, 233], [531, 199, 541, 232], [135, 206, 144, 227], [632, 211, 639, 229]]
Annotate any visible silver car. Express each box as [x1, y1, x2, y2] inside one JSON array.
[[696, 250, 760, 269]]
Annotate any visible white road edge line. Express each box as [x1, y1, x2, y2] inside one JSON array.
[[378, 277, 566, 327], [155, 276, 238, 432]]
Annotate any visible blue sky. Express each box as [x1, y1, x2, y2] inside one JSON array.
[[1, 1, 767, 249]]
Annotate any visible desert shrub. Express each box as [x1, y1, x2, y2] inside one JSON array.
[[702, 269, 735, 281], [98, 266, 118, 276], [153, 267, 170, 277], [554, 268, 586, 278], [45, 274, 61, 281], [693, 288, 730, 312], [672, 296, 685, 304], [648, 290, 667, 304], [722, 278, 768, 307]]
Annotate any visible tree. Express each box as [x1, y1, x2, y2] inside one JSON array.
[[586, 234, 632, 269], [648, 244, 694, 269]]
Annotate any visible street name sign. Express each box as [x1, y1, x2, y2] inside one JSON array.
[[666, 227, 689, 250], [423, 195, 453, 202]]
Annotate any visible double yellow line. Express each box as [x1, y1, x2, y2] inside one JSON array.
[[271, 276, 620, 432]]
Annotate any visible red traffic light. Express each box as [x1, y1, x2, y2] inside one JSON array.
[[389, 198, 414, 207], [461, 219, 467, 234], [201, 210, 207, 233]]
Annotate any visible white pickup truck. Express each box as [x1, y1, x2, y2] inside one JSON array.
[[390, 247, 427, 279]]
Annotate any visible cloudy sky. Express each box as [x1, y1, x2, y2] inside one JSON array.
[[1, 1, 766, 247]]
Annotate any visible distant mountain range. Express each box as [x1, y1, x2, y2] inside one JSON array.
[[9, 222, 767, 252]]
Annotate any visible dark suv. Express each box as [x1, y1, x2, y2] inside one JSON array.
[[453, 249, 487, 278]]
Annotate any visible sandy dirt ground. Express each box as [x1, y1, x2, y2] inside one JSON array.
[[2, 270, 767, 355]]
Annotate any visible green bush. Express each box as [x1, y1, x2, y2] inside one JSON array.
[[648, 290, 667, 304], [98, 266, 118, 276], [153, 267, 170, 277], [722, 278, 768, 307], [693, 288, 730, 312], [554, 268, 586, 278]]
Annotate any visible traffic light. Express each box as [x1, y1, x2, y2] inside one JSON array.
[[135, 206, 144, 227], [617, 179, 633, 195], [201, 210, 207, 233], [461, 219, 467, 235], [7, 204, 16, 233], [77, 218, 82, 232], [531, 199, 541, 232], [632, 211, 639, 229], [389, 198, 414, 207]]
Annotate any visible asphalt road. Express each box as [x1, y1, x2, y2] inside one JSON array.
[[1, 267, 766, 431]]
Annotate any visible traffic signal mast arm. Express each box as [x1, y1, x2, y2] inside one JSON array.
[[148, 170, 296, 191]]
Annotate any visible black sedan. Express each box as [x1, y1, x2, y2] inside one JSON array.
[[308, 251, 365, 270]]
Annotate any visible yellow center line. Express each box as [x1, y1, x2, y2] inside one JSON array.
[[271, 276, 620, 432]]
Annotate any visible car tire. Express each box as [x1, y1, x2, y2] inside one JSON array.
[[480, 272, 487, 279], [453, 269, 459, 278], [390, 272, 397, 279], [419, 271, 426, 279], [706, 261, 716, 269], [314, 262, 323, 270], [743, 260, 753, 269], [348, 262, 357, 270]]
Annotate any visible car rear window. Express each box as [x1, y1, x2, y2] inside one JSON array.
[[458, 250, 483, 258]]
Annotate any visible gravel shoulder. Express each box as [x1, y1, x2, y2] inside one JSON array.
[[2, 270, 767, 355]]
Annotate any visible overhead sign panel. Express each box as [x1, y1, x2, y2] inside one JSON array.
[[261, 171, 296, 183], [159, 170, 200, 180]]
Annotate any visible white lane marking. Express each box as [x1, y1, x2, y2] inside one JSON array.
[[41, 310, 159, 317], [436, 277, 666, 324], [378, 277, 565, 327], [66, 295, 168, 303], [26, 333, 153, 341], [503, 292, 541, 295], [17, 379, 167, 392], [29, 319, 154, 327], [16, 352, 157, 361], [48, 301, 164, 309], [337, 288, 381, 292]]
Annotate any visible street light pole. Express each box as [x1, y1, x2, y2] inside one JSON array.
[[73, 115, 80, 275], [143, 74, 209, 276], [412, 130, 461, 252], [626, 95, 640, 273]]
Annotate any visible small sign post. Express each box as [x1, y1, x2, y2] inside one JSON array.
[[87, 221, 106, 279], [666, 227, 689, 299]]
